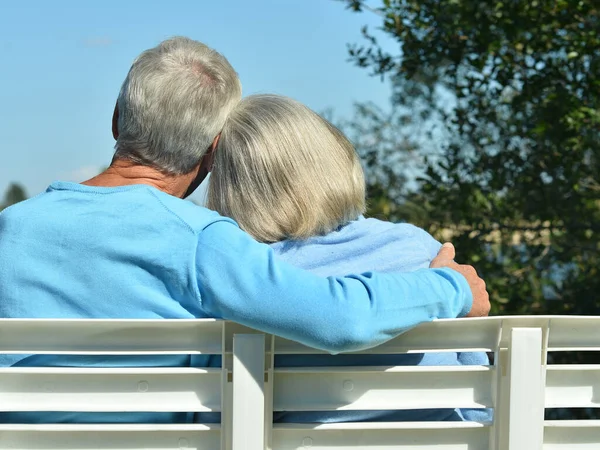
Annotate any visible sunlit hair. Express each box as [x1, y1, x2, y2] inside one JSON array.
[[113, 37, 242, 174], [207, 94, 366, 243]]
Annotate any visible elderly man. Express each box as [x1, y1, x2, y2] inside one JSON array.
[[0, 37, 488, 423]]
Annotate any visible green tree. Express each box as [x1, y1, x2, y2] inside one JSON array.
[[1, 183, 28, 211], [341, 0, 599, 319]]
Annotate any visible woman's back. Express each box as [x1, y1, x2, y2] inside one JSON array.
[[270, 217, 490, 422], [271, 217, 439, 277]]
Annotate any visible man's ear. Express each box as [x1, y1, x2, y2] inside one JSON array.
[[112, 102, 119, 140]]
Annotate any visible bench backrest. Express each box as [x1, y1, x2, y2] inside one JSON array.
[[0, 319, 226, 450], [0, 316, 599, 450]]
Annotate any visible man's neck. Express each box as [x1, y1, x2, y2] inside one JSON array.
[[82, 160, 198, 198]]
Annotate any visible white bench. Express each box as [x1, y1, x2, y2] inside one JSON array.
[[0, 316, 598, 450]]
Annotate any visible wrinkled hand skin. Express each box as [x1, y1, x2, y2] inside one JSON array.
[[430, 243, 490, 318]]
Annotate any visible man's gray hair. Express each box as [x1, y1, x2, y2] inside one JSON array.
[[208, 95, 366, 243], [114, 37, 242, 174]]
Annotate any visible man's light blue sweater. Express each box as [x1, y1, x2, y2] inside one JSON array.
[[0, 182, 472, 423]]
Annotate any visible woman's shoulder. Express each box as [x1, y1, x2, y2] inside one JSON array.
[[343, 217, 442, 260], [271, 217, 442, 275], [347, 216, 420, 233], [347, 217, 433, 239]]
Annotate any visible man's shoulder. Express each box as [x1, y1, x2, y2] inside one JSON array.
[[0, 185, 237, 237], [147, 189, 237, 233], [0, 190, 51, 220]]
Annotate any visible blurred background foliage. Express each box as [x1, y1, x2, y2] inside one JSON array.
[[339, 1, 599, 417], [340, 0, 599, 320], [0, 183, 27, 212]]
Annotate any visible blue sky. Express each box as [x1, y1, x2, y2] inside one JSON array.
[[0, 0, 393, 200]]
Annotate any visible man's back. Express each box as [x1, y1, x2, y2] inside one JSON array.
[[0, 182, 217, 319], [0, 181, 235, 422], [0, 182, 229, 366]]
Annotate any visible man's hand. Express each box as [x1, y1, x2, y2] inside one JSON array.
[[430, 242, 490, 317]]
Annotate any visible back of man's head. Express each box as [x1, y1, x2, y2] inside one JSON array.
[[114, 37, 242, 175]]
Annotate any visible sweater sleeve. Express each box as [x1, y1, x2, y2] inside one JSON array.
[[194, 220, 473, 353]]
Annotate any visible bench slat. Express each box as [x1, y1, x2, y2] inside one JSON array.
[[273, 366, 494, 411], [546, 366, 600, 408], [544, 420, 600, 449], [0, 425, 220, 450], [272, 319, 499, 354], [272, 425, 489, 450], [0, 368, 222, 412], [0, 319, 224, 354]]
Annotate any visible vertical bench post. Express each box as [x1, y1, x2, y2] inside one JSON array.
[[505, 327, 545, 450], [232, 334, 265, 450]]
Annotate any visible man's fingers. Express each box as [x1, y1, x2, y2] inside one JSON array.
[[430, 242, 456, 268], [462, 264, 477, 277], [428, 244, 490, 317]]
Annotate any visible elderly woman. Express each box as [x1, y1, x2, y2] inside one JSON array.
[[208, 94, 491, 423]]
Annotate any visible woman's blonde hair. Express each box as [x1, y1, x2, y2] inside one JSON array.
[[207, 94, 366, 243]]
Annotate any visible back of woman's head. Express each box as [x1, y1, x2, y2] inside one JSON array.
[[207, 94, 365, 243]]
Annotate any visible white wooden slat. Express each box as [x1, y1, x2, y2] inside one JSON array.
[[0, 424, 220, 450], [546, 365, 600, 408], [0, 319, 224, 354], [275, 422, 490, 430], [548, 318, 600, 350], [456, 316, 600, 350], [272, 422, 490, 450], [272, 318, 500, 354], [544, 421, 600, 449], [273, 366, 494, 411], [2, 316, 600, 354], [269, 316, 600, 354], [3, 316, 599, 354], [0, 368, 221, 412]]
